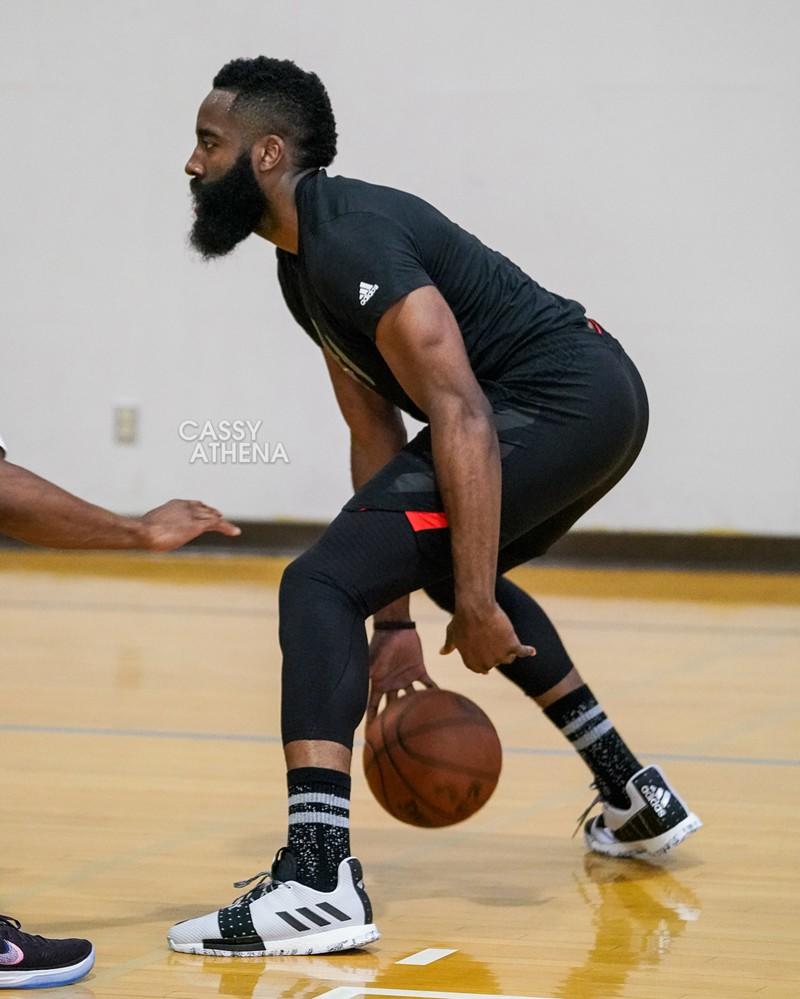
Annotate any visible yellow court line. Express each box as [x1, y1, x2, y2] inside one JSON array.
[[0, 550, 798, 604]]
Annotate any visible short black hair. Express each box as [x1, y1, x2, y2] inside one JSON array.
[[213, 57, 337, 170]]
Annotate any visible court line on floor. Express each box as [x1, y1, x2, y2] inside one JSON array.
[[396, 949, 457, 965], [2, 721, 798, 767], [315, 989, 554, 999], [2, 597, 798, 636]]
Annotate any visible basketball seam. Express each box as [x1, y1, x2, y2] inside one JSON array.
[[393, 717, 501, 781], [369, 715, 500, 779], [376, 704, 454, 823]]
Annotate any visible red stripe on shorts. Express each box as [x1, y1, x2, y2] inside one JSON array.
[[405, 511, 449, 531]]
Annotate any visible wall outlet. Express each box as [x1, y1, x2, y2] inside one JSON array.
[[113, 405, 139, 445]]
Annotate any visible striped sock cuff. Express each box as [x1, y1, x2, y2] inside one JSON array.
[[287, 769, 351, 830], [288, 790, 350, 828], [568, 712, 613, 751], [545, 685, 612, 751]]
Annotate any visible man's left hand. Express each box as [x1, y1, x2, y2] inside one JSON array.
[[440, 602, 535, 674]]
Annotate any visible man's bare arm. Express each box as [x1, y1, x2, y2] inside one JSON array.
[[322, 350, 410, 622], [0, 457, 239, 551], [375, 285, 534, 673]]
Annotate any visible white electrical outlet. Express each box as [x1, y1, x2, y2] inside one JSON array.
[[113, 405, 139, 445]]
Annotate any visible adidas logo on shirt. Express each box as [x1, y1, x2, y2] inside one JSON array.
[[359, 282, 379, 306], [641, 784, 672, 817]]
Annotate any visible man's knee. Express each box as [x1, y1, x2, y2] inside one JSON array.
[[279, 546, 367, 621]]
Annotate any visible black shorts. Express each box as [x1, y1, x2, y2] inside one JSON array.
[[342, 321, 648, 567]]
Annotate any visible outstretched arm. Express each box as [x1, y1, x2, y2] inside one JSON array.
[[0, 457, 239, 551]]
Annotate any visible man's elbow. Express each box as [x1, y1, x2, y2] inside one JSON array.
[[427, 387, 492, 426]]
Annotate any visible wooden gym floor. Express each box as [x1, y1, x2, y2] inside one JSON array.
[[2, 550, 799, 999]]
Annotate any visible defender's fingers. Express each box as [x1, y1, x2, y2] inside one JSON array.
[[209, 520, 242, 536]]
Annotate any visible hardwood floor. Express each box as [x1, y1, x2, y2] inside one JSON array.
[[2, 551, 798, 998]]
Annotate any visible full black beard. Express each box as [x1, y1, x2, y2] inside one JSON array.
[[189, 152, 268, 259]]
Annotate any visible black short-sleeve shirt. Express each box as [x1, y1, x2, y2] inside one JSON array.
[[276, 169, 586, 422]]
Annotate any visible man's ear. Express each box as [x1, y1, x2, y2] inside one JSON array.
[[252, 134, 286, 174]]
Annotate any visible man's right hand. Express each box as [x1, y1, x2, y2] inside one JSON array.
[[137, 499, 241, 552], [366, 627, 437, 724]]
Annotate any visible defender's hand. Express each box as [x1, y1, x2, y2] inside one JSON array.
[[440, 603, 535, 674], [138, 499, 241, 552], [367, 628, 437, 724]]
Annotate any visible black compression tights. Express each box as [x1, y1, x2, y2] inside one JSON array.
[[279, 510, 575, 747], [280, 334, 648, 748]]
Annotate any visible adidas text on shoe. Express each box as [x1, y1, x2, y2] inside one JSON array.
[[583, 765, 702, 858], [359, 282, 379, 306], [0, 915, 95, 989], [167, 849, 379, 957]]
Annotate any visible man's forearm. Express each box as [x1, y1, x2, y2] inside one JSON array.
[[0, 461, 146, 549], [350, 412, 407, 491], [429, 398, 500, 613], [350, 411, 411, 621]]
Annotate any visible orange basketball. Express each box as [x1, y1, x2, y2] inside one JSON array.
[[363, 688, 502, 827]]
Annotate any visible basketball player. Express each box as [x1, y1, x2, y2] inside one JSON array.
[[0, 433, 239, 988], [171, 57, 701, 957]]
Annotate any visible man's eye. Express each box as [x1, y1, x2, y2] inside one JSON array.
[[202, 140, 216, 151]]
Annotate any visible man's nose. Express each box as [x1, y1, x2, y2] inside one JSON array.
[[185, 154, 203, 179]]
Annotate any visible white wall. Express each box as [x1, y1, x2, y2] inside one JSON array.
[[1, 0, 798, 535]]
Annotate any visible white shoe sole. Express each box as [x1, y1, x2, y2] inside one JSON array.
[[168, 923, 380, 957], [0, 947, 95, 988], [586, 812, 703, 858]]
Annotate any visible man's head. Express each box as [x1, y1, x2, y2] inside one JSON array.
[[186, 57, 337, 258]]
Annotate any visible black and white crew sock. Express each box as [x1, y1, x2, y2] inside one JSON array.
[[286, 767, 351, 891], [544, 685, 642, 809]]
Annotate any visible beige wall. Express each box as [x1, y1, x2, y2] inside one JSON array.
[[1, 0, 798, 533]]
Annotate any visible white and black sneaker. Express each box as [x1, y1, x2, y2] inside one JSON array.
[[582, 765, 702, 858], [168, 848, 379, 957]]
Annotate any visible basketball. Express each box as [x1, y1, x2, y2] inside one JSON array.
[[363, 688, 502, 827]]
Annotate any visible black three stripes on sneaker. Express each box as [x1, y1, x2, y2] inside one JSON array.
[[276, 902, 352, 932], [206, 901, 352, 948]]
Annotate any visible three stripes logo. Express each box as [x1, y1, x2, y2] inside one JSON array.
[[275, 902, 352, 933], [641, 784, 672, 818], [359, 282, 379, 306]]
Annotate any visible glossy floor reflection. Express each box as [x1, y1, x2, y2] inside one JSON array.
[[2, 552, 799, 998], [556, 856, 702, 997]]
